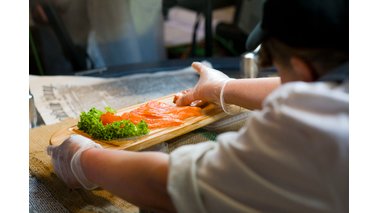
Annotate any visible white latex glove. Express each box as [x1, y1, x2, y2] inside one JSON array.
[[47, 134, 103, 190], [174, 62, 232, 106]]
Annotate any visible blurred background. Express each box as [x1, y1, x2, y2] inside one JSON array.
[[29, 0, 264, 76]]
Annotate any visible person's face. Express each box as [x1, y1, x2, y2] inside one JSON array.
[[273, 61, 298, 83], [273, 57, 315, 83]]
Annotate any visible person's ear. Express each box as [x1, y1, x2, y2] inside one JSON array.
[[290, 57, 316, 82]]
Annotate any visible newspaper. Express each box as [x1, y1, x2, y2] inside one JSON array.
[[29, 66, 200, 125]]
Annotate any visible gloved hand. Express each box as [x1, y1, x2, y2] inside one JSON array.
[[174, 62, 232, 106], [47, 134, 103, 190]]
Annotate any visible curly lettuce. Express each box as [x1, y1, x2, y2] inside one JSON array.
[[77, 107, 149, 140]]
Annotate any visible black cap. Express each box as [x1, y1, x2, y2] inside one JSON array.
[[246, 0, 349, 52]]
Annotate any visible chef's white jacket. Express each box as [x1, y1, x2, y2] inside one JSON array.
[[168, 80, 349, 213]]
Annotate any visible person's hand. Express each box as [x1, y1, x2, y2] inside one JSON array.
[[47, 134, 102, 190], [174, 62, 231, 106]]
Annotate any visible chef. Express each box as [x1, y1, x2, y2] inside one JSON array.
[[47, 0, 348, 212]]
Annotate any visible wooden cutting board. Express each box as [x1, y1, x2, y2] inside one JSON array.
[[50, 94, 231, 151]]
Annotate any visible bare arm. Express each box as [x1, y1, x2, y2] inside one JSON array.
[[224, 77, 281, 110], [81, 148, 176, 213]]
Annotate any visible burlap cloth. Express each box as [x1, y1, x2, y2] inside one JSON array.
[[29, 115, 246, 212]]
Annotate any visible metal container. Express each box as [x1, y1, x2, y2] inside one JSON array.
[[241, 52, 259, 78]]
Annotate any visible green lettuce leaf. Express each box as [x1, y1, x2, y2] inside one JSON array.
[[77, 107, 149, 140]]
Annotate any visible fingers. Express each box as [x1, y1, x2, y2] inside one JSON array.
[[70, 134, 96, 145], [175, 90, 195, 106], [192, 62, 211, 75], [173, 89, 190, 104], [175, 91, 207, 107], [191, 62, 203, 74], [190, 100, 207, 107], [47, 135, 97, 158], [176, 62, 211, 106]]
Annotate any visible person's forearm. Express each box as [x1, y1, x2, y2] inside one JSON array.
[[81, 148, 176, 213], [225, 77, 281, 110]]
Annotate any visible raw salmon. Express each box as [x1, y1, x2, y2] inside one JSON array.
[[100, 101, 202, 129]]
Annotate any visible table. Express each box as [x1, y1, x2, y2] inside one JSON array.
[[29, 58, 276, 212], [30, 118, 242, 212]]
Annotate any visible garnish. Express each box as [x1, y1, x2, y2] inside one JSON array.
[[77, 107, 149, 140]]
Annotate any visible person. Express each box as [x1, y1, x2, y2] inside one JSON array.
[[47, 0, 349, 212], [30, 0, 166, 73]]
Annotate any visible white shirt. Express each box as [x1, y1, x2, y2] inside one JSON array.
[[168, 80, 349, 213]]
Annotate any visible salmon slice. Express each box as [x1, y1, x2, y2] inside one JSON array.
[[100, 112, 123, 125], [100, 101, 202, 129]]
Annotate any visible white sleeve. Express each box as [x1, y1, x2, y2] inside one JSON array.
[[168, 142, 217, 213], [168, 82, 348, 213]]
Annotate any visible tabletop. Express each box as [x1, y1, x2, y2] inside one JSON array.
[[30, 117, 246, 212], [29, 58, 276, 212]]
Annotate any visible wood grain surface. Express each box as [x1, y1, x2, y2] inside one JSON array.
[[50, 94, 230, 151]]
